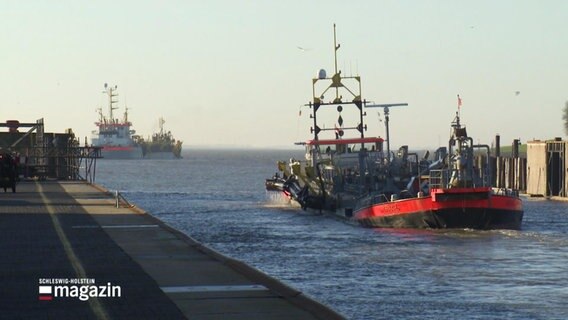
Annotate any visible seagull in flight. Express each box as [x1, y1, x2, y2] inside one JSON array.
[[297, 46, 311, 52]]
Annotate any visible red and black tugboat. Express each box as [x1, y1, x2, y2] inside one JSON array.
[[266, 25, 523, 230], [353, 111, 524, 230]]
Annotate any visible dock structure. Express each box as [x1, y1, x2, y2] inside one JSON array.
[[1, 181, 344, 319], [526, 138, 567, 197], [471, 137, 527, 193], [0, 119, 101, 183]]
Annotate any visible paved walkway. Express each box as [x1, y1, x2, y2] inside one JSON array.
[[0, 181, 344, 319]]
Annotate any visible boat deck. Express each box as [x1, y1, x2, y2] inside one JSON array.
[[0, 181, 343, 319]]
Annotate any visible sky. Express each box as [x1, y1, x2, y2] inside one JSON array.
[[1, 0, 567, 149]]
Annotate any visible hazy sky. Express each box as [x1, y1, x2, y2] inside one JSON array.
[[1, 1, 566, 149]]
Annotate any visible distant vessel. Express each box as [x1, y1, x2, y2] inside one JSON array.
[[91, 84, 143, 159], [141, 117, 183, 159]]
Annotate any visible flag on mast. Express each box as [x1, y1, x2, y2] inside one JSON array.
[[457, 94, 462, 109]]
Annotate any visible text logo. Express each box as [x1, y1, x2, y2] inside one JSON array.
[[38, 279, 121, 301]]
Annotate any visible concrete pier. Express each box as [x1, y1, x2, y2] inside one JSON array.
[[0, 181, 344, 319]]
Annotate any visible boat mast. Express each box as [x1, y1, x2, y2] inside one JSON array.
[[333, 23, 340, 103], [96, 107, 103, 123], [104, 83, 119, 122], [366, 103, 408, 162], [159, 117, 165, 135], [308, 24, 365, 143]]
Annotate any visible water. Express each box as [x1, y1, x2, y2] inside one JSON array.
[[95, 150, 568, 320]]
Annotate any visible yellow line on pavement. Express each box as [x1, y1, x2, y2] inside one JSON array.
[[36, 182, 109, 320]]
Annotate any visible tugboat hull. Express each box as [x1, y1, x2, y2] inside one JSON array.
[[354, 188, 523, 230], [356, 206, 523, 230]]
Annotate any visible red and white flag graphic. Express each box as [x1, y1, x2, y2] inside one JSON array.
[[39, 286, 53, 301]]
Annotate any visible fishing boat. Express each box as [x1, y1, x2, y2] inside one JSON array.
[[91, 84, 143, 159], [266, 25, 523, 230]]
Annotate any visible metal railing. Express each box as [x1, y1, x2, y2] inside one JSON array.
[[429, 169, 451, 189], [115, 190, 134, 208]]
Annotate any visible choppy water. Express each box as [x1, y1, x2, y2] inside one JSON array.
[[95, 150, 568, 320]]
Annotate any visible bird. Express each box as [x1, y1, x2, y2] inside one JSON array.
[[297, 46, 311, 52], [515, 91, 520, 96]]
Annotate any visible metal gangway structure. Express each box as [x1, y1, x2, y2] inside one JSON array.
[[0, 119, 102, 183]]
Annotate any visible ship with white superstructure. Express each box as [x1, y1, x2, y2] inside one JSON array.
[[91, 83, 143, 159]]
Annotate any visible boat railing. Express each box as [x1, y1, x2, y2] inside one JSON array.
[[373, 194, 390, 204], [429, 167, 491, 189], [357, 193, 389, 208], [429, 169, 451, 189], [492, 187, 519, 197]]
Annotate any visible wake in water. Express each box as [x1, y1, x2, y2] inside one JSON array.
[[263, 191, 300, 208]]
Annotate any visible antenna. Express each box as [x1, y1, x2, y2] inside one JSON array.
[[159, 117, 165, 135], [366, 103, 408, 161], [123, 94, 129, 123], [333, 23, 340, 102], [103, 83, 119, 121]]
